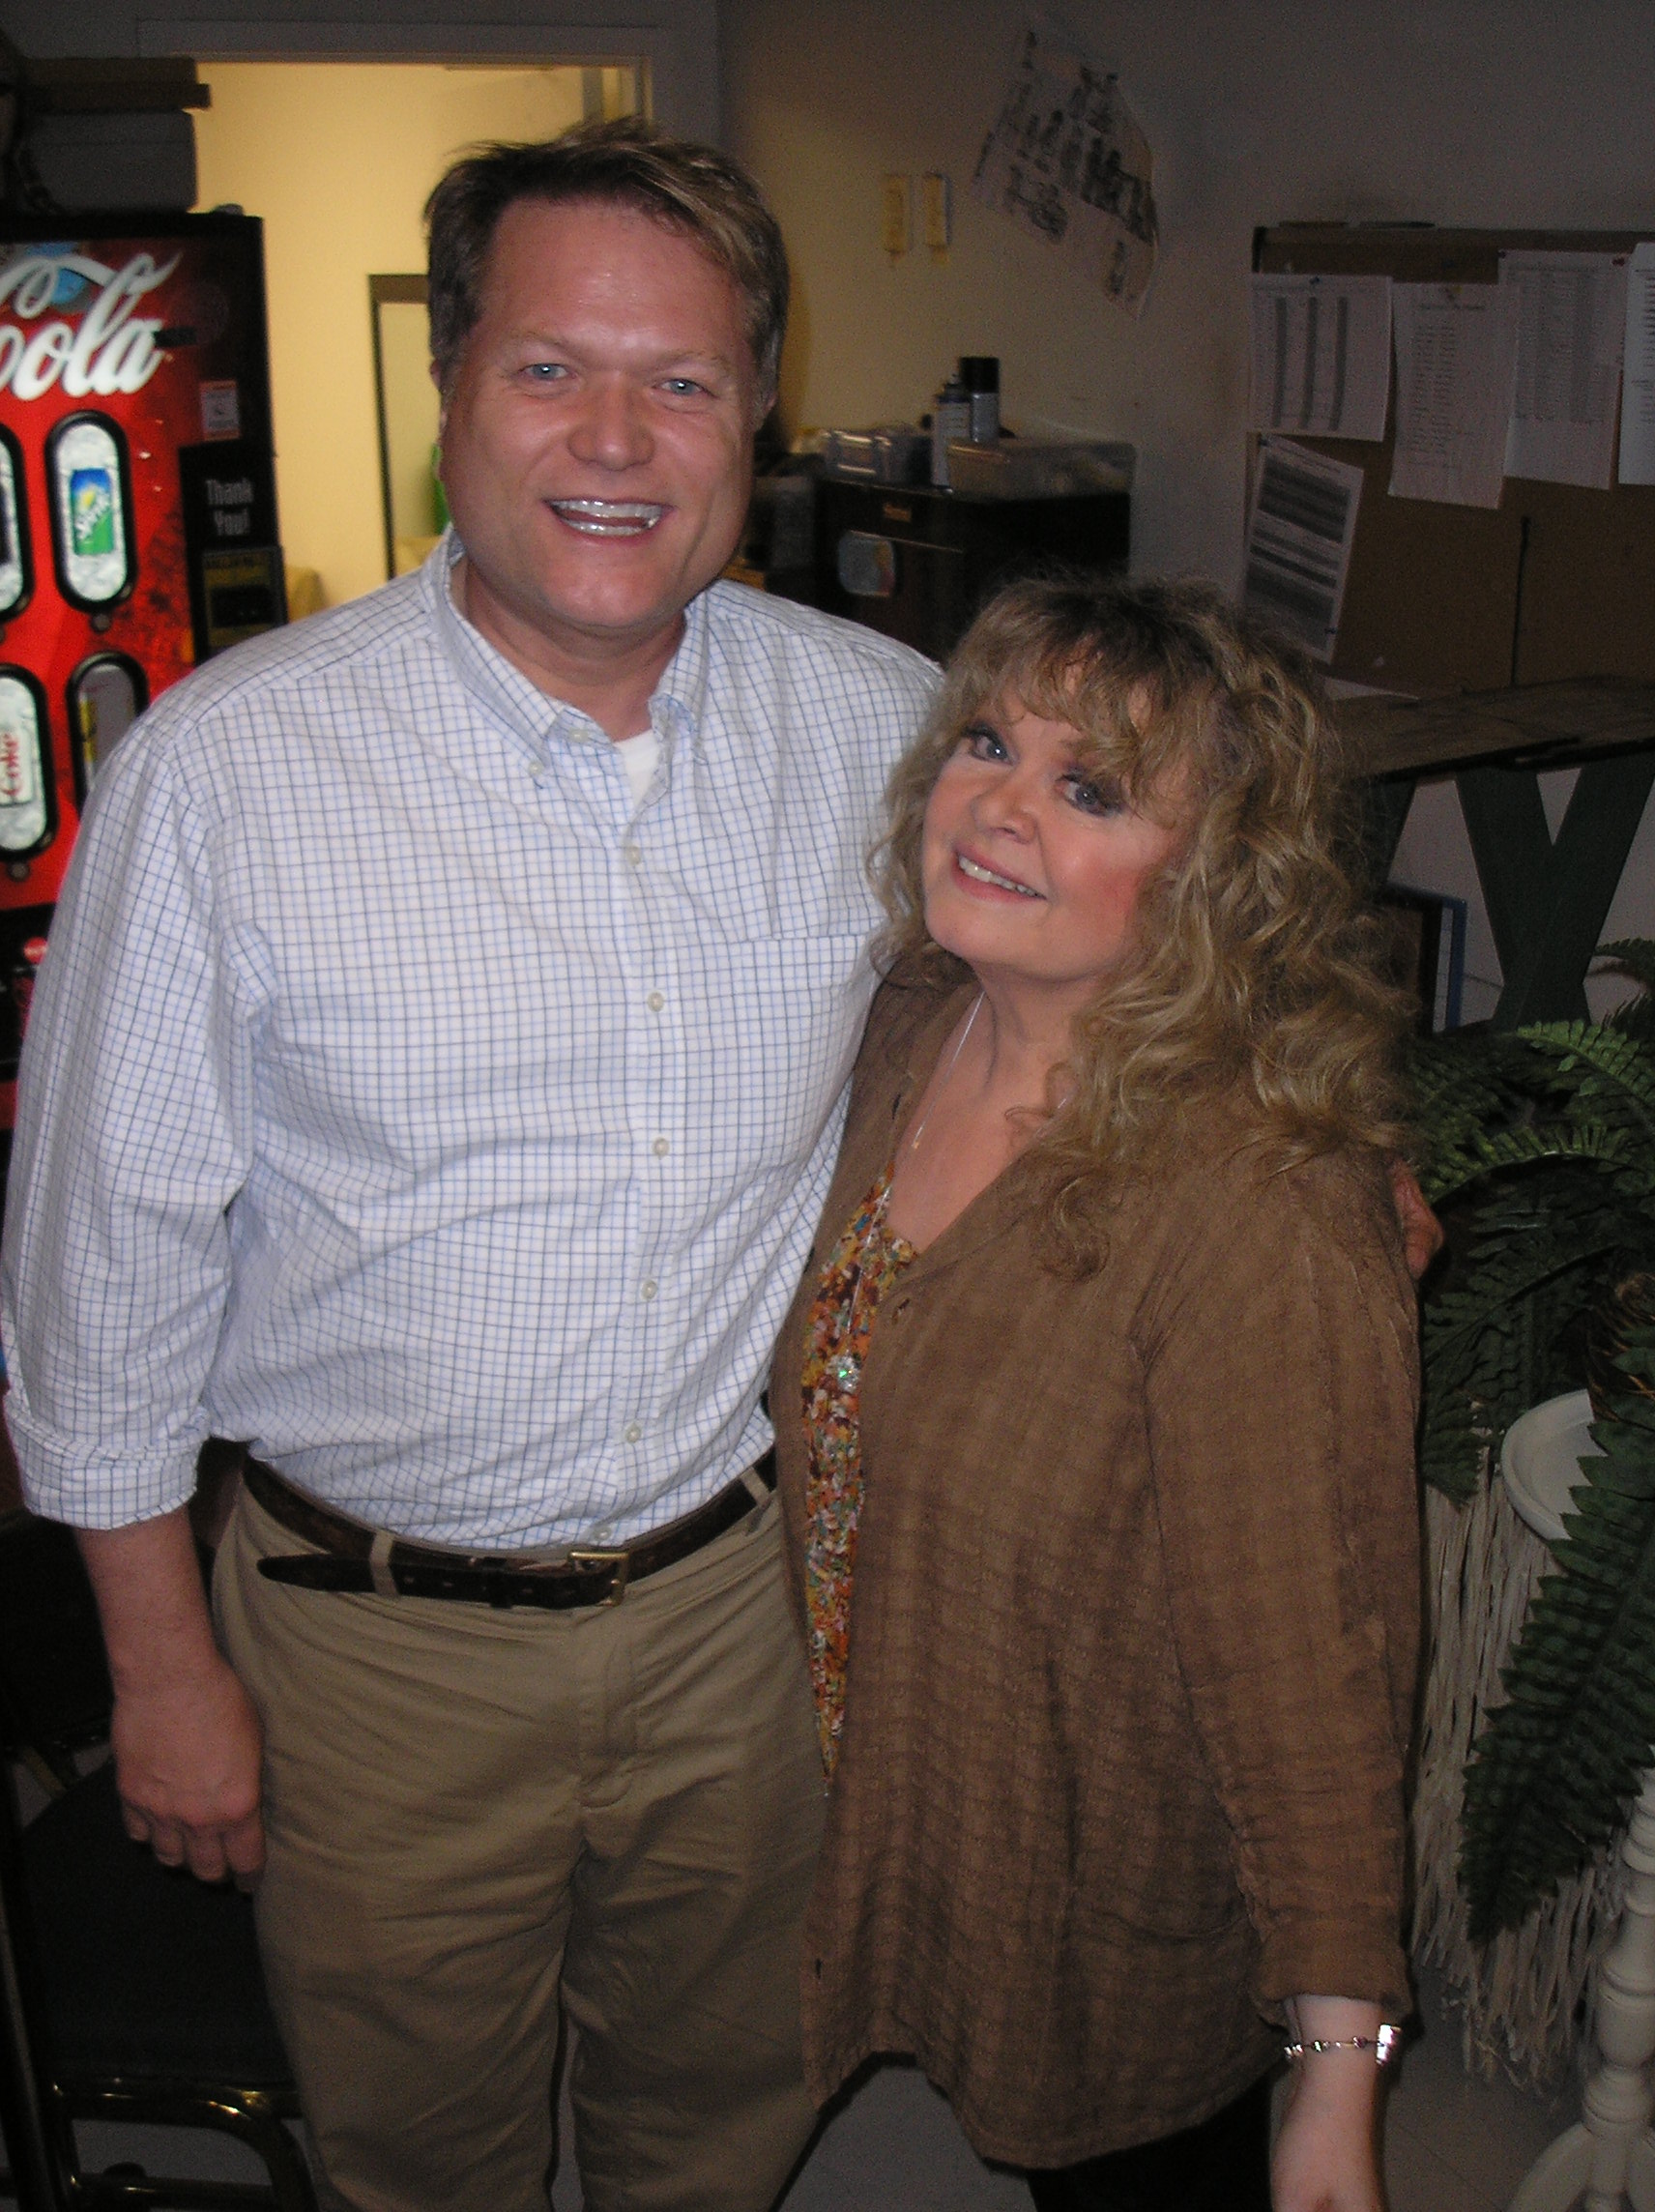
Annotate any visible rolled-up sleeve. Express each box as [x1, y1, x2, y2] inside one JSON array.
[[1, 719, 258, 1528], [1141, 1149, 1421, 2018]]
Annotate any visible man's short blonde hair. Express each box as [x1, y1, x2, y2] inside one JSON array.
[[425, 118, 789, 406]]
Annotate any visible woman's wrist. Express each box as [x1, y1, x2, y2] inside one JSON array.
[[1283, 2023, 1399, 2066], [1284, 1997, 1394, 2066], [1282, 1996, 1393, 2123]]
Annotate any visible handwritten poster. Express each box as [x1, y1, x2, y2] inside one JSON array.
[[972, 15, 1157, 316]]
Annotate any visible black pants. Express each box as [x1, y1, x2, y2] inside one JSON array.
[[1024, 2074, 1273, 2212]]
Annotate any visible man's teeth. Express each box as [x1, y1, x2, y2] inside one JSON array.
[[551, 500, 666, 536], [958, 854, 1039, 896]]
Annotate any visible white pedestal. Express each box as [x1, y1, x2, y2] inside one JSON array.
[[1504, 1398, 1655, 2212]]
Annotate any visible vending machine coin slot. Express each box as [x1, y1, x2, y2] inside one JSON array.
[[0, 668, 57, 859], [68, 651, 149, 806], [0, 426, 32, 622], [199, 546, 285, 655], [45, 412, 137, 614]]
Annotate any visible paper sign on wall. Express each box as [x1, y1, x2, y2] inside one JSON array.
[[1248, 276, 1392, 443], [1617, 243, 1655, 485], [1501, 249, 1627, 490], [1242, 438, 1364, 662], [1389, 283, 1520, 509], [972, 14, 1157, 316]]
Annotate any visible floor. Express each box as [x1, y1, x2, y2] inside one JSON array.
[[0, 1733, 1584, 2212], [48, 2004, 1580, 2212]]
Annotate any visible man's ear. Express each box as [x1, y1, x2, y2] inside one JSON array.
[[430, 357, 447, 440]]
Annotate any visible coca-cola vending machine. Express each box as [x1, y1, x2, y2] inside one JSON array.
[[0, 212, 284, 1154]]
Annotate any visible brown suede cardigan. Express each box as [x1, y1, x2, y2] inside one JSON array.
[[773, 973, 1422, 2168]]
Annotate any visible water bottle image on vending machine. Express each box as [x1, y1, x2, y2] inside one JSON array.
[[0, 211, 285, 1149]]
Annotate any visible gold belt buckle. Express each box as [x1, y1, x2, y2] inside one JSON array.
[[566, 1547, 632, 1606]]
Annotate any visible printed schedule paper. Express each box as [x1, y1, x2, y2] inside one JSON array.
[[1618, 242, 1655, 485], [1248, 274, 1392, 442], [1501, 249, 1628, 490], [1389, 282, 1519, 509], [1242, 437, 1364, 662]]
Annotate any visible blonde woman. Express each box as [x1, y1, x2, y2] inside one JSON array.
[[773, 577, 1420, 2212]]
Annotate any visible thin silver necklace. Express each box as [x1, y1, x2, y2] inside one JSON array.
[[829, 993, 984, 1391], [903, 990, 984, 1157]]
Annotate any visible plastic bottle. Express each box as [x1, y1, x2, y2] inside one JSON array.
[[960, 357, 1001, 445], [930, 372, 971, 487]]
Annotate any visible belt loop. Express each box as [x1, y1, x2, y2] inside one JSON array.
[[740, 1461, 771, 1508], [368, 1528, 397, 1599]]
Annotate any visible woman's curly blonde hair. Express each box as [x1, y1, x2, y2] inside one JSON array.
[[874, 573, 1410, 1269]]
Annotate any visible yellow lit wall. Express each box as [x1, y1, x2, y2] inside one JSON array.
[[193, 64, 591, 608]]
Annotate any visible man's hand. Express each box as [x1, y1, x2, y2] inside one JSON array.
[[1386, 1156, 1444, 1284], [110, 1656, 265, 1884], [77, 1505, 266, 1887]]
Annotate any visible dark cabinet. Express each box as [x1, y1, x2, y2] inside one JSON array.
[[813, 480, 1130, 662]]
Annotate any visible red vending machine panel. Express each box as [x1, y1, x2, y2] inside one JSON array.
[[0, 212, 283, 911], [0, 214, 284, 1134]]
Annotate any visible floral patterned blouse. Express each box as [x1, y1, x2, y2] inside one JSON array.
[[800, 1161, 916, 1777]]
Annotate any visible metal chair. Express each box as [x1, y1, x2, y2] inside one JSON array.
[[0, 1440, 243, 1795], [0, 1509, 113, 1793], [0, 1511, 314, 2212]]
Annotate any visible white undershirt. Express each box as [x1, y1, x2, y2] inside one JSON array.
[[613, 728, 659, 810]]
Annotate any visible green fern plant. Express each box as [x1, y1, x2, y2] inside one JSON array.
[[1410, 942, 1655, 1936], [1456, 1319, 1655, 1941]]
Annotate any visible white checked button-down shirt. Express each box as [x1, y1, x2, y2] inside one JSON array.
[[1, 540, 937, 1547]]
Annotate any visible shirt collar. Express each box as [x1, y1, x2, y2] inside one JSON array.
[[423, 529, 711, 761], [653, 588, 711, 756]]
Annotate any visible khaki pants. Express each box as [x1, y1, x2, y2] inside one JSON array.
[[216, 1482, 825, 2212]]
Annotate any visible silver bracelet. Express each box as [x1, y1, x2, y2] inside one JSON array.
[[1283, 2024, 1401, 2066]]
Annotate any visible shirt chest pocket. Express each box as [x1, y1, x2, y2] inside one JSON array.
[[675, 933, 874, 1174]]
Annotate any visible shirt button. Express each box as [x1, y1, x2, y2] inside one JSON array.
[[647, 989, 665, 1012], [624, 842, 642, 866], [640, 1279, 658, 1301], [653, 1136, 670, 1157], [624, 1421, 643, 1444]]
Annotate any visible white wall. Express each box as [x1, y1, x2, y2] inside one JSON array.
[[721, 0, 1655, 1017]]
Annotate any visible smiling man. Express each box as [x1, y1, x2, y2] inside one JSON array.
[[1, 123, 936, 2212]]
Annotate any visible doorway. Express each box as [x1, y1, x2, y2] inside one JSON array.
[[192, 62, 645, 610]]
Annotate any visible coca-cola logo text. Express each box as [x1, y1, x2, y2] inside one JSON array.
[[0, 251, 180, 403]]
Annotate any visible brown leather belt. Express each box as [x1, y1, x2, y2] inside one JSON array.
[[247, 1450, 776, 1611]]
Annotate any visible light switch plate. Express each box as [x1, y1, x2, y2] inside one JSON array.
[[921, 172, 951, 252], [880, 173, 912, 257]]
